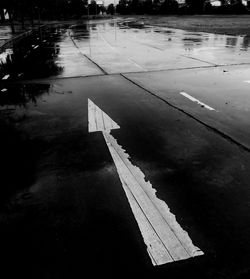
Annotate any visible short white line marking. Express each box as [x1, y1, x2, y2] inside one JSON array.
[[2, 75, 10, 80], [33, 45, 39, 49], [244, 80, 250, 83], [1, 88, 7, 92], [88, 99, 204, 266], [180, 92, 215, 111]]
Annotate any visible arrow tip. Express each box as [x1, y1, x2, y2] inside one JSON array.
[[88, 99, 120, 133]]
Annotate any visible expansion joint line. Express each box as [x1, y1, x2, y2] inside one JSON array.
[[181, 55, 217, 66], [67, 29, 108, 75], [121, 74, 250, 154]]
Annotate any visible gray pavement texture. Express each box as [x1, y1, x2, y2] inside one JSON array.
[[1, 18, 250, 279]]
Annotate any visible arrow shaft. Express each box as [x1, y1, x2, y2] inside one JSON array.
[[102, 131, 203, 266], [87, 98, 203, 266]]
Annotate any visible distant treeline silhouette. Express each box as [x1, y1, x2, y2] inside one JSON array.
[[116, 0, 249, 15], [0, 0, 102, 21], [0, 0, 249, 32], [0, 0, 109, 33]]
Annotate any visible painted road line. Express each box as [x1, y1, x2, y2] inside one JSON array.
[[1, 88, 7, 92], [180, 92, 215, 111], [2, 75, 10, 80], [244, 80, 250, 84], [88, 99, 203, 266]]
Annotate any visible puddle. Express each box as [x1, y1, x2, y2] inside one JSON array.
[[1, 19, 250, 80], [0, 84, 51, 107]]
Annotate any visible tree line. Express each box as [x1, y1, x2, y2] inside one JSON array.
[[116, 0, 249, 15], [0, 0, 107, 23], [0, 0, 249, 33], [0, 0, 113, 33]]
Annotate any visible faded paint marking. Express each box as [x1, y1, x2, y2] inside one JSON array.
[[88, 99, 204, 266], [244, 80, 250, 84], [180, 92, 215, 111]]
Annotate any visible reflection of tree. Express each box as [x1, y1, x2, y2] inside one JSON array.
[[241, 36, 250, 51], [182, 40, 194, 51], [69, 23, 90, 39], [226, 37, 237, 47], [183, 36, 202, 44], [0, 84, 50, 107], [0, 26, 68, 80]]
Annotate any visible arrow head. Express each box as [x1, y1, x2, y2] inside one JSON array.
[[88, 99, 120, 133]]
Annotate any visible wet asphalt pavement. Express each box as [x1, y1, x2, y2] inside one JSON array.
[[1, 18, 250, 278]]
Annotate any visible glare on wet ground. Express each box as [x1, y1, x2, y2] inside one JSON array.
[[1, 19, 250, 80]]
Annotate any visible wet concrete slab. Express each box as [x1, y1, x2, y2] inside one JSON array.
[[2, 19, 250, 80], [0, 25, 103, 80], [70, 22, 212, 73], [124, 64, 250, 151], [2, 18, 250, 279], [185, 46, 250, 66], [114, 22, 250, 68], [1, 75, 250, 278]]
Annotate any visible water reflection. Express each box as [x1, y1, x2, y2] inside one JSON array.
[[242, 35, 250, 50], [1, 19, 250, 80], [181, 31, 249, 51], [226, 37, 238, 47], [0, 84, 50, 107], [120, 20, 250, 52], [70, 24, 90, 40], [0, 26, 70, 80]]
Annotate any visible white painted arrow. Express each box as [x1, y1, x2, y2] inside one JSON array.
[[88, 99, 204, 266]]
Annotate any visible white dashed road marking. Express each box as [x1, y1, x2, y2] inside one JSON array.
[[88, 98, 204, 266], [180, 92, 215, 111]]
